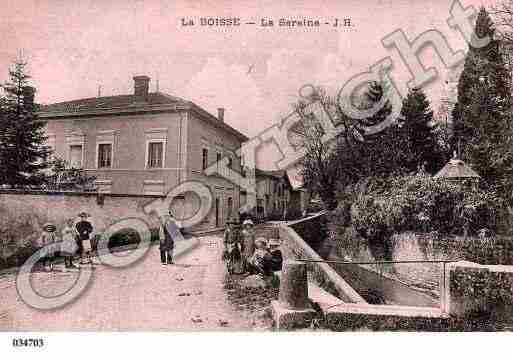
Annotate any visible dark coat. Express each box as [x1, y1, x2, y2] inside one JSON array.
[[159, 216, 176, 251], [76, 220, 93, 241]]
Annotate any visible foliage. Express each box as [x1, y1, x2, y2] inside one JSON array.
[[0, 60, 51, 187], [398, 87, 445, 174], [296, 81, 403, 210], [449, 265, 513, 330], [335, 82, 412, 180], [295, 88, 347, 210], [451, 7, 513, 199], [43, 157, 97, 192], [345, 174, 505, 245]]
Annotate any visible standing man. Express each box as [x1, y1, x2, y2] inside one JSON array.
[[159, 211, 177, 265], [223, 216, 243, 274], [75, 212, 93, 265]]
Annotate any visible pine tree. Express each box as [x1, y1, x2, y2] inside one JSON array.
[[399, 87, 442, 174], [0, 60, 51, 188], [355, 81, 412, 177], [451, 7, 513, 188]]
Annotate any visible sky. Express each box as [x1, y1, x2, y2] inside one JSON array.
[[0, 0, 498, 169]]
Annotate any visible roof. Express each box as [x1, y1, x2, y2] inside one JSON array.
[[255, 168, 286, 178], [254, 167, 305, 191], [433, 158, 481, 179], [38, 92, 248, 142], [39, 92, 188, 113]]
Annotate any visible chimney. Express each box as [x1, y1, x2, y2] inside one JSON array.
[[133, 75, 150, 99], [22, 86, 36, 108], [217, 107, 225, 122]]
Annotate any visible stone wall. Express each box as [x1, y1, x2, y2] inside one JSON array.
[[446, 261, 513, 325], [279, 218, 365, 304], [324, 304, 449, 331], [0, 191, 168, 267]]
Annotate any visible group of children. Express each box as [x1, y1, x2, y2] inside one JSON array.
[[223, 218, 283, 277], [38, 212, 94, 271]]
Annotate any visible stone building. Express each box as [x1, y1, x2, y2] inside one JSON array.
[[243, 168, 309, 222], [38, 75, 248, 229]]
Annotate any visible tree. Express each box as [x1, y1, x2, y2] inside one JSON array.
[[398, 87, 443, 174], [452, 8, 510, 145], [0, 60, 51, 187], [350, 81, 412, 177], [492, 1, 513, 93], [295, 81, 406, 209], [295, 89, 342, 210], [451, 7, 513, 191]]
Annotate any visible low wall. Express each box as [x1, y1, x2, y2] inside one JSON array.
[[0, 190, 162, 241], [279, 220, 365, 304], [0, 190, 189, 267], [446, 261, 513, 324], [325, 304, 449, 331]]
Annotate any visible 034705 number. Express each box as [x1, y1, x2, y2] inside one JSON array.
[[12, 338, 44, 347]]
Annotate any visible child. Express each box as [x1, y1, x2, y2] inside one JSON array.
[[39, 223, 57, 271], [61, 218, 79, 269], [249, 238, 272, 277], [267, 238, 283, 271]]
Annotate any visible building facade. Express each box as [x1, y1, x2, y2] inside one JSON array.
[[39, 75, 248, 229]]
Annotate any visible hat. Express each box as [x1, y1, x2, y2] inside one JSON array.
[[242, 219, 254, 227], [268, 238, 280, 247], [78, 212, 90, 218], [255, 237, 267, 246], [226, 216, 239, 225], [43, 223, 56, 232]]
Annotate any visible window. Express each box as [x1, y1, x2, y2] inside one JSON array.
[[69, 145, 83, 168], [147, 142, 164, 168], [216, 152, 222, 171], [98, 143, 112, 168], [227, 156, 233, 169], [202, 148, 209, 171]]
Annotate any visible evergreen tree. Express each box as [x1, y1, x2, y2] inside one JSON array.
[[451, 7, 513, 189], [354, 81, 412, 177], [399, 87, 442, 173], [0, 60, 51, 187]]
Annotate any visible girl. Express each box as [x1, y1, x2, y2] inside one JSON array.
[[240, 219, 256, 273], [61, 218, 79, 269], [39, 223, 57, 271]]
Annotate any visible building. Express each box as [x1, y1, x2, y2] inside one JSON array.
[[253, 169, 291, 221], [246, 168, 310, 222], [39, 75, 248, 229]]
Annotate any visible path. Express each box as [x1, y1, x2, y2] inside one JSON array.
[[0, 236, 262, 331]]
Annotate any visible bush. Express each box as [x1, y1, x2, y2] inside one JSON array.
[[329, 174, 506, 261], [348, 174, 504, 239]]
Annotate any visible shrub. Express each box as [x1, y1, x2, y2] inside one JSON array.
[[348, 174, 504, 238]]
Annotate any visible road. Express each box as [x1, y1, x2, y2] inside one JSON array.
[[0, 236, 262, 331]]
